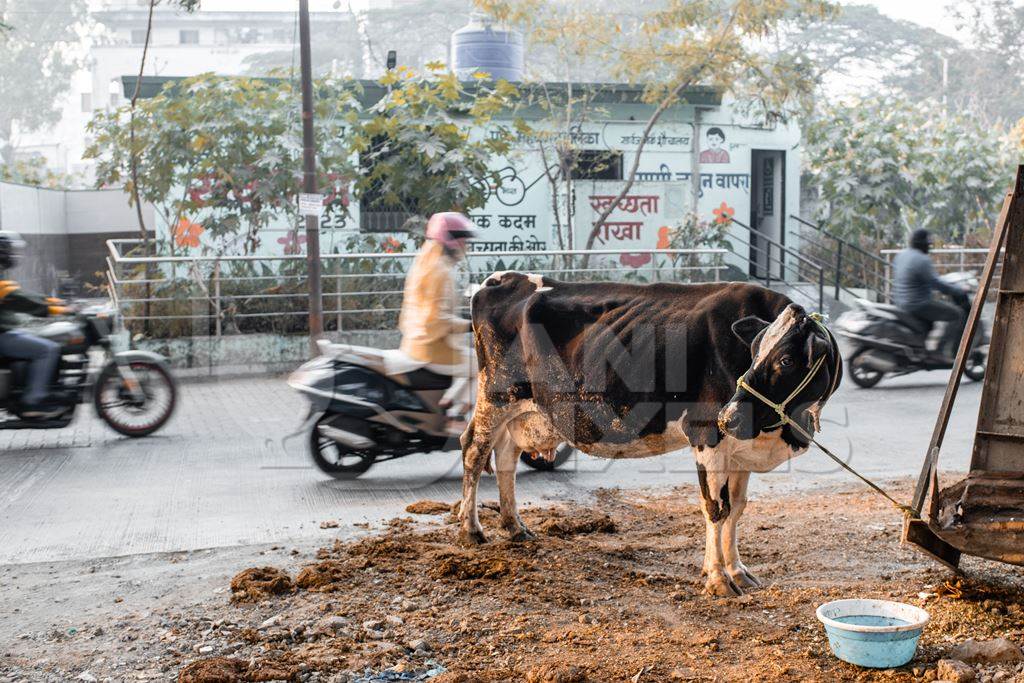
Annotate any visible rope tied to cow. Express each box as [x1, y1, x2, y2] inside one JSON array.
[[736, 314, 917, 517]]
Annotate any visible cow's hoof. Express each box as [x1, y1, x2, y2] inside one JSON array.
[[507, 526, 537, 542], [704, 572, 743, 597], [458, 528, 488, 546], [728, 566, 762, 590]]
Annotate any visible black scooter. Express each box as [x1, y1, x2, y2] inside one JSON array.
[[833, 272, 988, 388], [288, 341, 573, 479], [0, 302, 177, 435]]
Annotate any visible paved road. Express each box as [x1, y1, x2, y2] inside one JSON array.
[[0, 371, 983, 565]]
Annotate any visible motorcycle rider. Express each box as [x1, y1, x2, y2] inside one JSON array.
[[397, 212, 477, 431], [892, 228, 970, 363], [0, 231, 69, 418]]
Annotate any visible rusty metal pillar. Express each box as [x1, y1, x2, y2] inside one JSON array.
[[904, 165, 1024, 568]]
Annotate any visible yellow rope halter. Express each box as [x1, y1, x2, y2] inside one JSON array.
[[734, 314, 915, 516]]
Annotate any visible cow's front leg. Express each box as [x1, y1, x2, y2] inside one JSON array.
[[493, 430, 535, 542], [459, 417, 490, 546], [696, 457, 742, 597], [721, 470, 761, 590]]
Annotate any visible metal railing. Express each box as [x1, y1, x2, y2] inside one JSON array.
[[105, 239, 727, 338], [729, 218, 826, 310], [789, 215, 893, 303], [880, 247, 1003, 297]]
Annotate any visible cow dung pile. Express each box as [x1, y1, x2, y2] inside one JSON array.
[[229, 566, 295, 603], [163, 484, 1024, 682]]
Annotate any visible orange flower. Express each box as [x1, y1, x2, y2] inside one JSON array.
[[382, 236, 402, 254], [656, 225, 672, 249], [174, 218, 204, 249], [712, 202, 735, 225]]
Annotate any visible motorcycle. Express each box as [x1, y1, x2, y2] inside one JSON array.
[[833, 272, 988, 388], [0, 301, 177, 435], [288, 341, 574, 479]]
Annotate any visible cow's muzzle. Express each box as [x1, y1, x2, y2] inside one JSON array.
[[717, 401, 754, 439]]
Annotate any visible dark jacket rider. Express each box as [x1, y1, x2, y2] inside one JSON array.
[[892, 228, 969, 362], [0, 232, 69, 418]]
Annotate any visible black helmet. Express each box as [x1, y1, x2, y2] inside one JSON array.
[[0, 231, 25, 270], [909, 228, 933, 254]]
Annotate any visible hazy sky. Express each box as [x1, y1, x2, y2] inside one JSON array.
[[199, 0, 968, 41]]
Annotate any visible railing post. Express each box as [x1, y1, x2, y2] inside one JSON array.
[[213, 259, 222, 338], [834, 241, 843, 301], [765, 243, 772, 288], [818, 268, 824, 311], [335, 257, 343, 334]]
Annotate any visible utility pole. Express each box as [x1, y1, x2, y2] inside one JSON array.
[[299, 0, 324, 354]]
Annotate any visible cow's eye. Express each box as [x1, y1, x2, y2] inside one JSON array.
[[779, 356, 794, 368]]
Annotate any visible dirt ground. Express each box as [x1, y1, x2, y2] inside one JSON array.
[[5, 480, 1024, 683]]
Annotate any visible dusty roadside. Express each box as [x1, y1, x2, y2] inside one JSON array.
[[3, 481, 1023, 683]]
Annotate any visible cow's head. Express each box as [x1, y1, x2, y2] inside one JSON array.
[[717, 304, 841, 445]]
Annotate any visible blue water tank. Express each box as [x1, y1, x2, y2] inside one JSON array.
[[451, 13, 524, 82]]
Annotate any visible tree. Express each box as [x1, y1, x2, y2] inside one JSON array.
[[0, 0, 87, 165], [86, 74, 358, 256], [805, 95, 1014, 246], [943, 0, 1024, 123], [785, 5, 957, 87], [347, 65, 515, 220], [85, 69, 516, 254], [789, 3, 1024, 124], [479, 0, 833, 259]]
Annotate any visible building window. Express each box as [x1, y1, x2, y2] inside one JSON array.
[[358, 142, 415, 233], [110, 92, 120, 107], [570, 150, 623, 180], [130, 28, 148, 45], [80, 93, 92, 113], [179, 29, 200, 45]]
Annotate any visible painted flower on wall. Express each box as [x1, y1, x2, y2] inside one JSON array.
[[712, 202, 735, 225], [656, 225, 672, 249], [620, 252, 652, 268], [382, 236, 403, 254], [277, 230, 307, 255], [174, 218, 204, 249]]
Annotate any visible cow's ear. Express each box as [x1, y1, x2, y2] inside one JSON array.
[[732, 316, 770, 346], [805, 330, 829, 367]]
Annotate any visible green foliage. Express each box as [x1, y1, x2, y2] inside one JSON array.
[[805, 96, 1016, 245], [86, 74, 359, 255], [0, 0, 87, 164], [0, 157, 78, 189], [86, 69, 518, 257], [347, 66, 516, 217]]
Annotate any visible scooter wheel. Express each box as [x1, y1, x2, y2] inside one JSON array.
[[520, 443, 575, 471], [310, 416, 375, 479], [848, 349, 885, 389]]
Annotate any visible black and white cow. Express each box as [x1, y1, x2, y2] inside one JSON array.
[[459, 273, 842, 596]]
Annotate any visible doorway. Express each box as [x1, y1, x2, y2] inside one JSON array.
[[749, 150, 785, 279]]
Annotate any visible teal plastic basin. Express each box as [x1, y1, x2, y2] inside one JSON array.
[[816, 599, 930, 668]]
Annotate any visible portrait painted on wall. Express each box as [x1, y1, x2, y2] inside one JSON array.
[[699, 127, 730, 164]]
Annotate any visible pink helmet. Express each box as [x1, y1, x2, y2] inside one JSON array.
[[425, 212, 478, 250]]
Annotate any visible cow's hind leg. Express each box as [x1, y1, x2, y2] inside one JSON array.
[[722, 471, 761, 590], [493, 428, 535, 542], [459, 417, 490, 546], [696, 458, 742, 597]]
